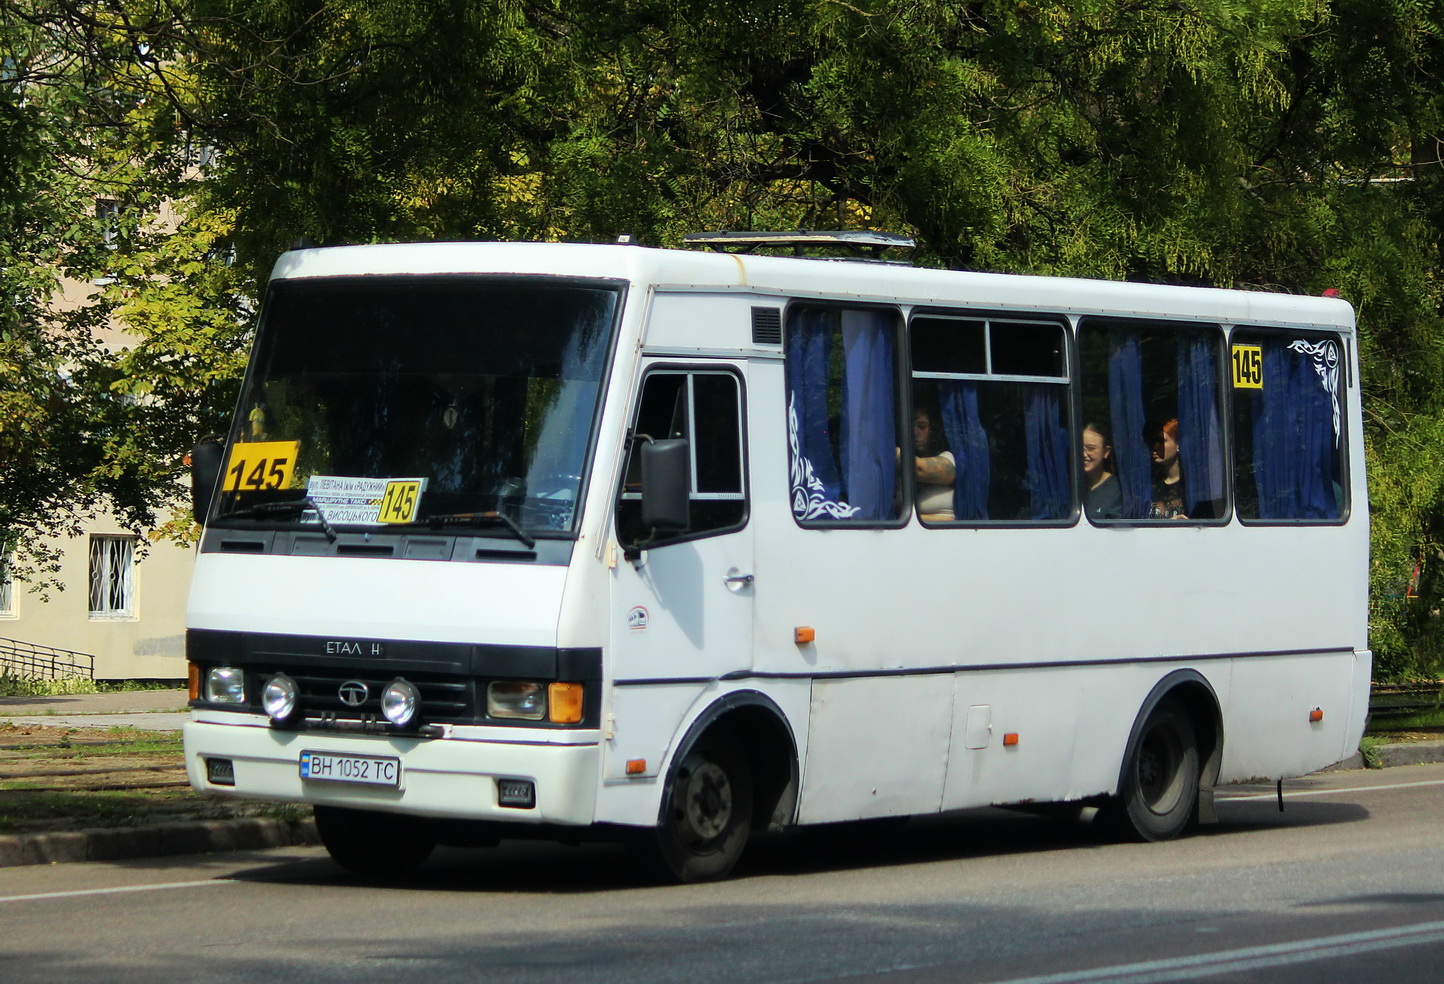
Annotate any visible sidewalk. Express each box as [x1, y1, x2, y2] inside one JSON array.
[[0, 688, 191, 731], [0, 689, 319, 866], [0, 692, 1440, 868]]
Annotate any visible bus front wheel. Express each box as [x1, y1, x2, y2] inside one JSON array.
[[314, 805, 436, 877], [1106, 699, 1199, 842], [631, 738, 753, 883]]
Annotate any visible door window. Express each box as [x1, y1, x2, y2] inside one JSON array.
[[617, 369, 746, 546]]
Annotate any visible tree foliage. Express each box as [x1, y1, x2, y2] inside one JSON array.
[[4, 0, 1444, 676]]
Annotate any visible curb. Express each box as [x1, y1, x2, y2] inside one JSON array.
[[0, 817, 317, 868]]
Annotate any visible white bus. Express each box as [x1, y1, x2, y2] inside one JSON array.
[[183, 233, 1369, 882]]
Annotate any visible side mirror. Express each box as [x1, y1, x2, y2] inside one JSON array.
[[640, 439, 690, 533], [190, 438, 226, 524]]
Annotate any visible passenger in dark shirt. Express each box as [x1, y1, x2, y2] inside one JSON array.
[[1082, 422, 1122, 520], [1146, 418, 1187, 519]]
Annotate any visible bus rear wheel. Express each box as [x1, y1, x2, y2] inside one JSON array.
[[1106, 699, 1199, 842], [631, 739, 753, 883], [314, 805, 436, 877]]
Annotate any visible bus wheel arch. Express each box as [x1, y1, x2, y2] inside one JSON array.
[[632, 691, 799, 882], [1105, 670, 1223, 841]]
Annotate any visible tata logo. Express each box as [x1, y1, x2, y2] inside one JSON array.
[[337, 681, 369, 707], [326, 640, 384, 656]]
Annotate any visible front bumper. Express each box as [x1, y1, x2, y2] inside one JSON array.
[[184, 717, 600, 825]]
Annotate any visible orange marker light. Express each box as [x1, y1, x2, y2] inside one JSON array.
[[626, 759, 647, 776], [795, 627, 816, 645], [1003, 733, 1020, 746], [1309, 708, 1324, 723], [187, 662, 200, 702], [548, 682, 584, 724]]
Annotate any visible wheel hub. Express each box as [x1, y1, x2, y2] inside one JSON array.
[[681, 761, 732, 842]]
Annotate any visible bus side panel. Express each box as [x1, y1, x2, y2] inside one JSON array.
[[592, 679, 813, 828], [942, 667, 1087, 810], [796, 675, 952, 823], [1217, 650, 1363, 782]]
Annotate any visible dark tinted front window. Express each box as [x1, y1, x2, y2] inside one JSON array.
[[215, 277, 619, 535]]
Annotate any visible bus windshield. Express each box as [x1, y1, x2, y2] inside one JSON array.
[[215, 276, 620, 537]]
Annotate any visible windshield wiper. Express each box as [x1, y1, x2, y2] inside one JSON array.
[[422, 511, 536, 548], [217, 496, 338, 542]]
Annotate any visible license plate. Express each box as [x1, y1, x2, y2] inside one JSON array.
[[299, 751, 401, 787]]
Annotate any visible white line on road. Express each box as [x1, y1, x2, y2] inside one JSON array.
[[975, 919, 1444, 984], [0, 879, 236, 904], [1219, 777, 1444, 802]]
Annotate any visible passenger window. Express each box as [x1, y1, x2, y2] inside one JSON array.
[[1078, 319, 1226, 522], [785, 306, 904, 525], [910, 315, 1072, 523], [1231, 330, 1346, 522], [616, 370, 746, 545]]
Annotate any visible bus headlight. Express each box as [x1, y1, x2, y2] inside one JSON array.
[[382, 678, 421, 727], [487, 681, 546, 720], [205, 666, 246, 704], [262, 673, 299, 722]]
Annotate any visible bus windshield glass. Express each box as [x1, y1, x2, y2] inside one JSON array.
[[215, 276, 620, 537]]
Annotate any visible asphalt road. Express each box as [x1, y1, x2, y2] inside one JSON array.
[[1, 765, 1442, 984]]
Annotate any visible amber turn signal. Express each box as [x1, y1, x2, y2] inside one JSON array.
[[626, 759, 647, 775], [1309, 708, 1324, 723], [548, 682, 584, 724], [1003, 733, 1020, 746], [795, 627, 816, 645], [187, 661, 200, 702]]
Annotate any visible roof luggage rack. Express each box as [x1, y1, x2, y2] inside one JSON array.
[[683, 230, 915, 261]]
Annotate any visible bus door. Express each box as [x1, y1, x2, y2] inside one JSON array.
[[608, 362, 754, 698]]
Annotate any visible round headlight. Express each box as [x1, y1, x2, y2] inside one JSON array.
[[262, 673, 299, 721], [382, 678, 420, 727]]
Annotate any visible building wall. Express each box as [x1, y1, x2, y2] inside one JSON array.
[[1, 525, 194, 681], [0, 201, 199, 681]]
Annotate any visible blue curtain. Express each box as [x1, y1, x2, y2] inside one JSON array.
[[1025, 386, 1070, 520], [785, 308, 896, 520], [1176, 335, 1224, 519], [840, 310, 897, 520], [1107, 331, 1151, 519], [1254, 342, 1338, 519], [939, 381, 990, 519], [785, 309, 843, 510]]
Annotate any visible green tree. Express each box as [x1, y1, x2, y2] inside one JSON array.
[[0, 1, 248, 591]]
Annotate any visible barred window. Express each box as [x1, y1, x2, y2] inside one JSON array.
[[88, 536, 135, 618], [0, 550, 12, 616]]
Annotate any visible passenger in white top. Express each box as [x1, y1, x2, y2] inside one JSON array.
[[911, 407, 956, 522]]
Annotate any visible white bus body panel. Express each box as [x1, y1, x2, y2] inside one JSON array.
[[187, 554, 566, 646]]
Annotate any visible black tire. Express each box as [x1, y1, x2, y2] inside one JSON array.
[[1106, 699, 1200, 842], [630, 739, 753, 883], [313, 805, 436, 877]]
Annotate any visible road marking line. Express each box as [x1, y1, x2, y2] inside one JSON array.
[[0, 879, 236, 904], [1220, 777, 1444, 802], [975, 919, 1444, 984]]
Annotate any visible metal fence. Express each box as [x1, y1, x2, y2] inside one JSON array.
[[1368, 683, 1444, 723], [0, 637, 96, 681]]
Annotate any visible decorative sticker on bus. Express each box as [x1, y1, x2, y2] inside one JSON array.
[[306, 475, 428, 525], [224, 440, 301, 491], [1231, 344, 1263, 389]]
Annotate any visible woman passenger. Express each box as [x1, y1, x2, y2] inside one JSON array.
[[911, 407, 956, 522], [1147, 418, 1187, 519], [1082, 422, 1122, 520]]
